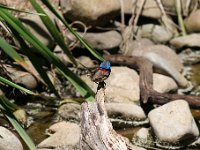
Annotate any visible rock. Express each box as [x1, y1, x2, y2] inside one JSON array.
[[137, 24, 173, 43], [58, 103, 81, 122], [5, 65, 37, 89], [54, 45, 71, 65], [131, 45, 183, 72], [81, 31, 122, 50], [81, 67, 140, 103], [60, 0, 120, 26], [124, 0, 197, 18], [170, 34, 200, 49], [131, 38, 155, 51], [13, 109, 27, 125], [128, 145, 147, 150], [131, 44, 188, 87], [67, 30, 122, 50], [20, 15, 55, 49], [123, 38, 154, 55], [153, 73, 178, 93], [0, 126, 23, 150], [185, 9, 200, 33], [179, 49, 200, 65], [135, 128, 150, 140], [148, 100, 199, 147], [124, 0, 161, 18], [132, 128, 154, 147], [124, 0, 198, 19], [162, 0, 197, 16], [38, 122, 80, 149], [82, 67, 180, 103], [77, 56, 95, 68], [105, 103, 146, 121]]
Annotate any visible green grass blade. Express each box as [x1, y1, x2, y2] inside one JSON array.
[[0, 37, 26, 65], [28, 0, 77, 66], [41, 0, 104, 61], [0, 8, 95, 101], [0, 34, 59, 97], [0, 76, 35, 95], [0, 94, 36, 150], [10, 27, 60, 97], [0, 4, 46, 16]]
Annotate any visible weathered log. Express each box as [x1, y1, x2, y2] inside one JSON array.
[[80, 83, 142, 150], [104, 55, 200, 108]]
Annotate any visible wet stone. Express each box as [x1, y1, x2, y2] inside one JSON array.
[[132, 128, 154, 147]]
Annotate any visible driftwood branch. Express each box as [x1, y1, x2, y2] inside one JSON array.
[[104, 55, 200, 108], [80, 83, 138, 150]]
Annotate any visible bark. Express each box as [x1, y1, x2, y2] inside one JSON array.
[[80, 83, 136, 150]]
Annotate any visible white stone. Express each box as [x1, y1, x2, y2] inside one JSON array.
[[153, 73, 178, 93], [133, 128, 154, 147], [148, 100, 199, 144], [137, 24, 173, 43], [82, 67, 140, 103], [60, 0, 120, 26], [82, 67, 179, 103], [38, 122, 80, 149], [135, 128, 150, 140], [170, 34, 200, 49], [105, 103, 146, 120], [0, 126, 23, 150]]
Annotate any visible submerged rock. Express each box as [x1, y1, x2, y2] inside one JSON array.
[[0, 126, 23, 150], [132, 128, 154, 147], [148, 100, 199, 147]]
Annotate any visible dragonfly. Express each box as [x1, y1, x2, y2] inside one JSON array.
[[91, 60, 111, 83]]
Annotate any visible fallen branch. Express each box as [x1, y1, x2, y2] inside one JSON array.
[[80, 83, 139, 150], [104, 55, 200, 108]]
